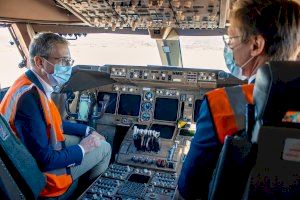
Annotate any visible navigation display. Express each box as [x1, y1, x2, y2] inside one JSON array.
[[151, 124, 175, 139], [97, 92, 118, 114], [118, 94, 141, 116], [154, 98, 178, 121]]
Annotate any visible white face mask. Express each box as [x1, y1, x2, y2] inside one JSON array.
[[223, 44, 255, 80]]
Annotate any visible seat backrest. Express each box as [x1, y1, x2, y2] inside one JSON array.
[[208, 133, 256, 200], [246, 61, 300, 199], [0, 114, 46, 199], [253, 61, 300, 128], [247, 126, 300, 200], [0, 155, 25, 199]]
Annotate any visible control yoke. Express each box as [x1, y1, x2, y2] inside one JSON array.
[[65, 93, 110, 123]]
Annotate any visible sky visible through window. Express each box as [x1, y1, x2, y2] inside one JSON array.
[[0, 28, 25, 88], [0, 28, 227, 88]]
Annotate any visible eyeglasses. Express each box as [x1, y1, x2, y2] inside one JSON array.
[[223, 35, 242, 47], [48, 57, 75, 66]]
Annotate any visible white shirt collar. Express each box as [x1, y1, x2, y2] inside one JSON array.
[[31, 70, 54, 99], [248, 74, 256, 84]]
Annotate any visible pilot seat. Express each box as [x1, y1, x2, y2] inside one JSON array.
[[209, 61, 300, 200], [0, 113, 78, 199]]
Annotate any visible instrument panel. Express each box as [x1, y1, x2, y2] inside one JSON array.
[[110, 65, 217, 88], [107, 84, 201, 124], [66, 65, 242, 200]]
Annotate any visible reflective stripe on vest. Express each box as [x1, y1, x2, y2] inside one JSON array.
[[0, 74, 72, 197], [206, 84, 254, 143], [3, 85, 35, 124]]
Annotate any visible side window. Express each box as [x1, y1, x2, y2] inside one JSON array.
[[0, 26, 25, 89]]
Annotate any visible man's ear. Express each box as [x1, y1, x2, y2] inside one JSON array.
[[250, 35, 265, 57], [33, 56, 43, 69]]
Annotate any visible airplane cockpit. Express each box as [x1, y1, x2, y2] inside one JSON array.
[[59, 64, 241, 199], [1, 0, 300, 199]]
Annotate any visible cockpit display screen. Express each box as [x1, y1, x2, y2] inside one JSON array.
[[128, 174, 150, 184], [150, 124, 175, 139], [97, 92, 117, 114], [118, 94, 141, 116], [154, 98, 178, 121]]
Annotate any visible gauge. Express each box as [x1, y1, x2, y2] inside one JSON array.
[[141, 112, 151, 121], [142, 102, 152, 111], [144, 91, 154, 101]]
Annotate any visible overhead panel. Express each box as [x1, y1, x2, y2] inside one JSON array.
[[57, 0, 229, 31]]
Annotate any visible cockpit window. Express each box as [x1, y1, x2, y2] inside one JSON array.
[[180, 36, 227, 71], [0, 31, 229, 89], [68, 34, 228, 71], [69, 33, 161, 66], [0, 27, 25, 88]]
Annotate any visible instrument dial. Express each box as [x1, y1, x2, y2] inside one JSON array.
[[142, 102, 152, 111], [144, 91, 154, 101], [141, 112, 151, 121]]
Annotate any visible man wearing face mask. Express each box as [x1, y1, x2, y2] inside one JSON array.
[[0, 33, 111, 198], [177, 0, 300, 199]]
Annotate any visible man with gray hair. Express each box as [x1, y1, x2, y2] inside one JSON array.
[[0, 32, 111, 198]]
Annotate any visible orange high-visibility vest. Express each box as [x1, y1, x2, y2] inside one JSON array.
[[206, 84, 254, 143], [0, 74, 72, 197]]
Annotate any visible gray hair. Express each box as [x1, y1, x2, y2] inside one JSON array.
[[29, 32, 69, 66]]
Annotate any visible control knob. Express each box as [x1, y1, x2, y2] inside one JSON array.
[[146, 193, 157, 199], [141, 112, 151, 121], [131, 156, 138, 162], [134, 168, 140, 173]]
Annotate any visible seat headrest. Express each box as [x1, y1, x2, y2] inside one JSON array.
[[254, 61, 300, 126]]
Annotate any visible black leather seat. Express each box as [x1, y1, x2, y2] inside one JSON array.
[[246, 61, 300, 200], [0, 114, 46, 199], [0, 113, 80, 200]]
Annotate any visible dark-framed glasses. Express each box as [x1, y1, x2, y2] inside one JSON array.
[[49, 57, 75, 66]]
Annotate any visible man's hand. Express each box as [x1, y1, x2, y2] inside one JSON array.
[[79, 131, 106, 153]]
